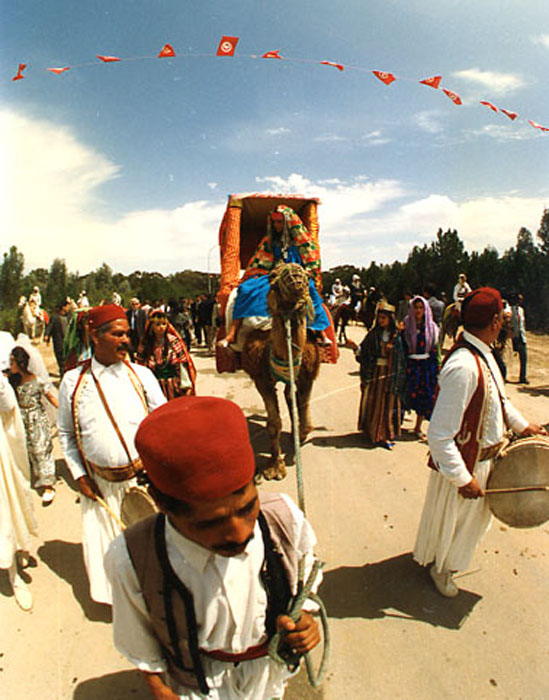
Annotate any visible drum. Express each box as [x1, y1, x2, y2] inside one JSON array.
[[120, 486, 157, 528], [486, 436, 549, 528]]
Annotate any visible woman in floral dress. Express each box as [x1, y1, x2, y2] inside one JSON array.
[[403, 296, 440, 441], [9, 346, 58, 504], [136, 310, 196, 400]]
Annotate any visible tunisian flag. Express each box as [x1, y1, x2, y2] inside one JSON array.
[[372, 70, 396, 85], [216, 36, 239, 56], [443, 88, 462, 105], [420, 75, 441, 89], [158, 43, 176, 58], [320, 60, 344, 71], [12, 63, 26, 81], [262, 50, 283, 59]]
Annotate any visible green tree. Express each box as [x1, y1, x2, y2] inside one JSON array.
[[537, 208, 549, 255], [0, 245, 25, 308], [46, 258, 68, 309]]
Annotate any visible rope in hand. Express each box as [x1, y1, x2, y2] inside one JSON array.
[[266, 317, 330, 688]]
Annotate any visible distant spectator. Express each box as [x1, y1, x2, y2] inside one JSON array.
[[511, 293, 528, 384], [423, 284, 445, 327], [77, 290, 90, 308], [44, 298, 72, 377], [452, 273, 471, 311], [396, 291, 412, 326], [125, 298, 147, 360]]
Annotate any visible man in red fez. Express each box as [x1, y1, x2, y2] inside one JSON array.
[[105, 396, 321, 700], [58, 305, 166, 605], [414, 287, 546, 597]]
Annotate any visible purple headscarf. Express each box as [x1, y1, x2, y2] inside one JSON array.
[[404, 295, 439, 354]]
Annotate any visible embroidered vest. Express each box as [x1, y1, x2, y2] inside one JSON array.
[[428, 336, 489, 476], [123, 493, 300, 694]]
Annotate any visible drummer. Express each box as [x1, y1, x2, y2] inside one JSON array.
[[58, 305, 166, 605], [105, 396, 321, 700], [413, 288, 546, 597]]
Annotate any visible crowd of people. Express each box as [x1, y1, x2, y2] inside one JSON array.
[[0, 215, 544, 699]]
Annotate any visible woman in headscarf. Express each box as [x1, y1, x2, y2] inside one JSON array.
[[136, 310, 196, 400], [356, 302, 406, 449], [221, 205, 331, 347], [403, 296, 440, 441]]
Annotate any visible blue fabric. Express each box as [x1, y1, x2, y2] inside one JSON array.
[[233, 244, 329, 331]]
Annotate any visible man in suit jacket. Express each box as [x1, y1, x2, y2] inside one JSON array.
[[126, 298, 148, 359]]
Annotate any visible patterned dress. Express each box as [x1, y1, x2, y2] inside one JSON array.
[[136, 330, 196, 400], [357, 327, 406, 443], [404, 327, 439, 420], [16, 378, 56, 489]]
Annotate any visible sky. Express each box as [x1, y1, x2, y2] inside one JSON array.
[[1, 0, 548, 278]]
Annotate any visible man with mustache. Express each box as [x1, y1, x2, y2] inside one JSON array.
[[58, 305, 166, 605], [105, 397, 321, 700]]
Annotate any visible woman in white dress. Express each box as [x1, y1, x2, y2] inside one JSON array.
[[0, 373, 37, 611]]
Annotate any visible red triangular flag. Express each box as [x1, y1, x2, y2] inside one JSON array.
[[320, 61, 344, 72], [501, 109, 518, 121], [480, 100, 498, 113], [158, 43, 176, 58], [216, 36, 239, 57], [48, 66, 70, 75], [372, 70, 396, 86], [96, 55, 121, 63], [12, 63, 26, 81], [262, 50, 283, 59], [420, 75, 441, 89], [528, 119, 549, 132], [443, 88, 462, 105]]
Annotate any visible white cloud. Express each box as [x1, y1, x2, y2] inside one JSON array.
[[207, 182, 218, 190], [1, 110, 545, 277], [413, 110, 445, 135], [532, 34, 549, 48], [313, 133, 347, 143], [452, 68, 526, 95], [465, 123, 537, 142], [265, 127, 291, 136], [0, 109, 225, 274]]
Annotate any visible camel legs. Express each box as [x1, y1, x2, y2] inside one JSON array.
[[254, 375, 286, 480], [284, 374, 314, 445]]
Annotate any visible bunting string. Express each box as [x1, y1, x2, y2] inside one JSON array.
[[10, 36, 548, 133]]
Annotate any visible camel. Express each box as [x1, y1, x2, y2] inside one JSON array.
[[239, 263, 321, 480]]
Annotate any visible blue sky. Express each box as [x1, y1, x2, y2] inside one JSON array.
[[2, 1, 548, 277]]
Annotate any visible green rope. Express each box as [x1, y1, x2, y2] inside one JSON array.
[[266, 318, 330, 688]]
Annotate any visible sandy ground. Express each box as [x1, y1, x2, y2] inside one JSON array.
[[1, 328, 548, 700]]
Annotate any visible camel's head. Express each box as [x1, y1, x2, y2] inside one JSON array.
[[267, 263, 313, 320]]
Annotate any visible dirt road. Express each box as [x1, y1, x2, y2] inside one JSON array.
[[1, 328, 548, 699]]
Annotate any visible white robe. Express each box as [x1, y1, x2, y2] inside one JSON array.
[[0, 375, 37, 569], [414, 331, 528, 573], [104, 494, 320, 700], [58, 357, 166, 603]]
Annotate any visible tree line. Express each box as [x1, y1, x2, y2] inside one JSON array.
[[2, 209, 548, 332]]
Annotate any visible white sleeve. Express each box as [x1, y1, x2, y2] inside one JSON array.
[[104, 535, 168, 673], [503, 399, 529, 435], [427, 353, 477, 488], [133, 365, 167, 412], [279, 494, 323, 612], [57, 373, 87, 480], [0, 374, 17, 412]]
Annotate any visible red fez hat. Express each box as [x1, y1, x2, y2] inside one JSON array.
[[88, 304, 127, 331], [135, 397, 255, 501], [462, 287, 503, 326]]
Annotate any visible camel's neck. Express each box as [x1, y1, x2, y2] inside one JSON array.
[[270, 313, 307, 361]]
